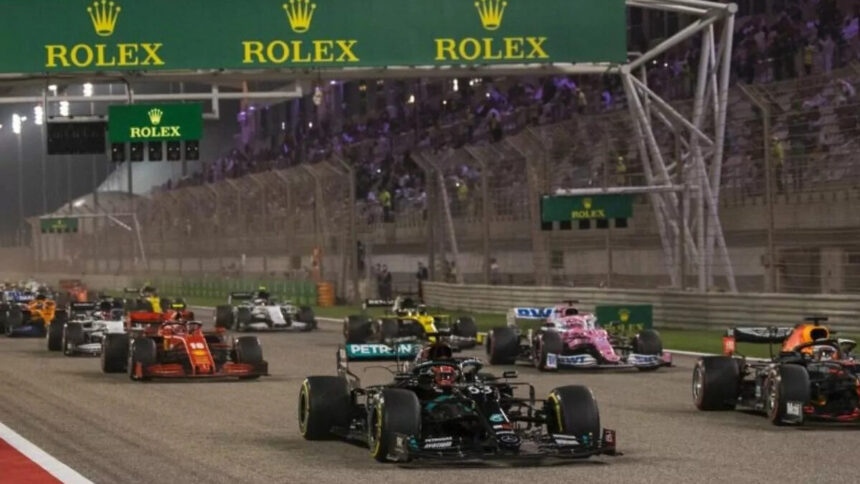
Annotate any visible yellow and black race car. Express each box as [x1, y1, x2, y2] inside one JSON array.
[[344, 296, 478, 348]]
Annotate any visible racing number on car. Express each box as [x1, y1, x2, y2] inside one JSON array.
[[189, 342, 205, 349], [466, 386, 493, 395]]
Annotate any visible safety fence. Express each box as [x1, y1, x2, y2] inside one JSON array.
[[35, 65, 860, 296], [131, 276, 318, 307], [424, 282, 860, 333]]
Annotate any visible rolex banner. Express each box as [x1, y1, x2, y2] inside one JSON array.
[[108, 104, 203, 142], [0, 0, 626, 74]]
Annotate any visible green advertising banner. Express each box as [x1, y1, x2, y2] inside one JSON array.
[[108, 104, 203, 142], [40, 218, 79, 234], [541, 194, 634, 222], [595, 304, 653, 331], [0, 0, 626, 74]]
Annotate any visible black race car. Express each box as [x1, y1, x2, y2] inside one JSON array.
[[693, 322, 860, 425], [298, 341, 617, 463]]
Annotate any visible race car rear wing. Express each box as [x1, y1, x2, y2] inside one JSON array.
[[362, 299, 395, 309], [506, 307, 553, 326], [722, 327, 794, 356], [70, 302, 97, 312]]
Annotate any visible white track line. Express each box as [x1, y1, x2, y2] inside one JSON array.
[[0, 421, 93, 484]]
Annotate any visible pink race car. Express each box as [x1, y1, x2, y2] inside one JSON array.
[[486, 303, 672, 371]]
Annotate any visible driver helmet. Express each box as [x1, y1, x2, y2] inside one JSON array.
[[432, 365, 458, 388], [813, 345, 838, 361], [172, 311, 184, 322]]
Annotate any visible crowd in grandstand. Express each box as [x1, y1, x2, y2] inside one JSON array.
[[155, 0, 860, 226]]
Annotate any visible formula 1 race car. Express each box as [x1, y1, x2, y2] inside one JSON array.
[[486, 303, 671, 371], [101, 314, 268, 381], [693, 317, 860, 425], [298, 340, 617, 463], [214, 291, 316, 332], [47, 301, 125, 355], [345, 296, 478, 349], [3, 292, 67, 338]]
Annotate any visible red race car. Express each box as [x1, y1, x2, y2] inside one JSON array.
[[102, 314, 268, 381]]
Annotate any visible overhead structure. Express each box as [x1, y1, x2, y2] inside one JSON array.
[[1, 0, 736, 293]]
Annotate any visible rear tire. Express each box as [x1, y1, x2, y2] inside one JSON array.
[[234, 336, 263, 380], [488, 327, 518, 365], [214, 305, 235, 330], [545, 385, 601, 440], [345, 316, 372, 343], [236, 307, 252, 332], [129, 338, 157, 381], [369, 388, 421, 462], [536, 331, 564, 371], [692, 356, 740, 410], [298, 376, 352, 440], [101, 334, 129, 373], [765, 365, 810, 426]]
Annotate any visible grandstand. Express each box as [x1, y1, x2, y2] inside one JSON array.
[[22, 0, 860, 297]]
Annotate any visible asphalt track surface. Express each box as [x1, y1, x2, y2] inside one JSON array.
[[1, 308, 859, 484]]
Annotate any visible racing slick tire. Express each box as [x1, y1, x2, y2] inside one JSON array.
[[487, 327, 518, 365], [633, 329, 663, 355], [453, 316, 478, 349], [692, 356, 740, 410], [297, 306, 317, 331], [47, 318, 64, 351], [101, 334, 129, 373], [129, 338, 158, 382], [633, 329, 664, 372], [345, 316, 372, 343], [369, 388, 421, 462], [765, 364, 810, 426], [4, 307, 23, 336], [298, 376, 352, 440], [62, 322, 85, 356], [536, 331, 564, 372], [214, 305, 235, 330], [236, 307, 253, 332], [380, 318, 399, 342], [545, 385, 601, 440], [234, 336, 264, 380]]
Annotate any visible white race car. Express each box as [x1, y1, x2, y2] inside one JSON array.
[[215, 292, 316, 332], [48, 301, 125, 356]]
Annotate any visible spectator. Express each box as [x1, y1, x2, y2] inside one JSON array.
[[803, 41, 815, 76], [490, 258, 500, 285], [771, 136, 785, 193], [820, 33, 836, 72], [416, 261, 429, 300], [615, 154, 627, 186], [379, 187, 392, 222], [576, 89, 588, 114]]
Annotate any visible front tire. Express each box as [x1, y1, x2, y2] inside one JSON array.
[[102, 334, 129, 373], [453, 316, 478, 349], [765, 365, 810, 426], [535, 331, 563, 371], [62, 323, 85, 356], [214, 305, 235, 330], [129, 338, 157, 381], [47, 319, 64, 351], [298, 376, 352, 440], [488, 327, 518, 365], [545, 385, 601, 439], [368, 389, 421, 462], [692, 356, 740, 410]]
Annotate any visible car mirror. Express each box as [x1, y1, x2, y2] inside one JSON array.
[[502, 370, 518, 379]]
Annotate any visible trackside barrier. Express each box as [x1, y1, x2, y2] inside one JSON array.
[[132, 277, 318, 307], [423, 282, 860, 333]]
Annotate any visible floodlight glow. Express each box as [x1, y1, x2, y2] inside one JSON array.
[[34, 105, 44, 126], [73, 199, 86, 208], [12, 114, 22, 134], [59, 101, 70, 116], [83, 83, 94, 97]]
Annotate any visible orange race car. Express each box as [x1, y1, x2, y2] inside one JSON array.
[[4, 293, 67, 338], [59, 279, 90, 303], [694, 317, 859, 426]]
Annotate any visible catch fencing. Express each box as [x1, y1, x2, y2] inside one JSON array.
[[34, 64, 860, 298]]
